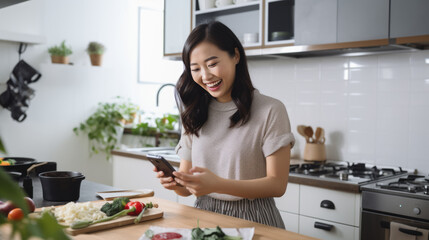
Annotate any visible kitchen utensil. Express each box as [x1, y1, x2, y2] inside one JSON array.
[[297, 125, 309, 142], [65, 201, 163, 236], [304, 126, 314, 143], [270, 31, 291, 41], [303, 143, 326, 162], [314, 127, 321, 142], [0, 157, 36, 176], [26, 162, 48, 176], [39, 171, 85, 201], [96, 189, 154, 201]]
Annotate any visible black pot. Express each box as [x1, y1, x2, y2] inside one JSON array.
[[39, 171, 85, 201], [1, 157, 36, 176]]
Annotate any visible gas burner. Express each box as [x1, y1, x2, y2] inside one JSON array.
[[375, 175, 429, 194]]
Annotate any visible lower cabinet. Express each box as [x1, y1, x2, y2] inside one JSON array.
[[299, 215, 359, 240], [279, 211, 299, 233]]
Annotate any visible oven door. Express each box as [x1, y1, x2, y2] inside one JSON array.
[[361, 210, 429, 240]]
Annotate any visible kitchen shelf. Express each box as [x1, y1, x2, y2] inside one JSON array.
[[0, 30, 45, 44], [194, 1, 260, 15]]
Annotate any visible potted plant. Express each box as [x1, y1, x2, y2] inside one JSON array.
[[48, 40, 73, 64], [0, 136, 6, 154], [86, 41, 106, 66], [132, 113, 179, 147], [73, 97, 138, 160]]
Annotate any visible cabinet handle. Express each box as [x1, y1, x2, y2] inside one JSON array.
[[399, 228, 423, 236], [320, 200, 335, 210], [314, 221, 334, 231]]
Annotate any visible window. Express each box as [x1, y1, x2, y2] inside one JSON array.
[[137, 4, 182, 84]]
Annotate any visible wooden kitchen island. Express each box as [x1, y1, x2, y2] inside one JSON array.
[[73, 196, 318, 240]]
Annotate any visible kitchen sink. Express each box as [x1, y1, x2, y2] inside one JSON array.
[[126, 147, 180, 162]]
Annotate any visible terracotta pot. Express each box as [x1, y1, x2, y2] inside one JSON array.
[[89, 54, 103, 66], [50, 55, 69, 64]]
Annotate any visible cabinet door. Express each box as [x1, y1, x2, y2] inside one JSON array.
[[300, 185, 359, 226], [265, 0, 295, 46], [337, 0, 389, 42], [299, 215, 358, 240], [113, 156, 178, 203], [390, 0, 429, 38], [164, 0, 191, 55], [294, 0, 337, 45], [279, 211, 299, 233], [274, 183, 299, 214]]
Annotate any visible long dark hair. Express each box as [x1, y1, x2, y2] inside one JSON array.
[[176, 21, 255, 136]]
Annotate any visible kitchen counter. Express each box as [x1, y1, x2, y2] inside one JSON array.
[[72, 196, 319, 240], [112, 149, 361, 193]]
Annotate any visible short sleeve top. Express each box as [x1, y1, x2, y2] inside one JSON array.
[[175, 90, 295, 200]]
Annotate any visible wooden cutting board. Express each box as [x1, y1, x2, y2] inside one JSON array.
[[65, 201, 163, 236]]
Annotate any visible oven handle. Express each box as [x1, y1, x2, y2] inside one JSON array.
[[314, 221, 334, 231], [320, 200, 335, 210], [399, 228, 423, 236], [380, 221, 423, 236]]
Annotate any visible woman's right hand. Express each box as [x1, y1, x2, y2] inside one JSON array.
[[153, 167, 180, 190]]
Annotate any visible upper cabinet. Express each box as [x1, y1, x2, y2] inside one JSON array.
[[264, 0, 295, 46], [193, 0, 263, 48], [164, 0, 191, 55], [294, 0, 337, 45], [390, 0, 429, 38], [337, 0, 389, 42]]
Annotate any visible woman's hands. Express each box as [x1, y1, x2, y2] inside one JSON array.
[[153, 166, 180, 190], [173, 167, 222, 197]]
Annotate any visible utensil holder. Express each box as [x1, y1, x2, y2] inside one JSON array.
[[303, 143, 326, 161]]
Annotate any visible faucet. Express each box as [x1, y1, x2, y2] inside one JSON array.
[[155, 83, 182, 146]]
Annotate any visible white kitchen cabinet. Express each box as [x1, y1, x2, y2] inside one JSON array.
[[300, 185, 359, 226], [337, 0, 389, 42], [193, 0, 263, 48], [294, 0, 337, 45], [275, 183, 299, 214], [390, 0, 429, 38], [164, 0, 191, 55], [112, 155, 178, 203], [178, 195, 197, 207], [280, 211, 299, 233], [299, 215, 358, 240]]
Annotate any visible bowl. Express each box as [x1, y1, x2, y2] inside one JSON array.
[[39, 171, 85, 201], [270, 31, 291, 41]]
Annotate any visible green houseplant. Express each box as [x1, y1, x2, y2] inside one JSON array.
[[48, 40, 73, 64], [73, 97, 138, 160], [0, 136, 6, 154], [86, 41, 106, 66], [132, 113, 179, 147]]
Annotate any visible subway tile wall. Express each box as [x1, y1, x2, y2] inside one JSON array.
[[248, 50, 429, 173]]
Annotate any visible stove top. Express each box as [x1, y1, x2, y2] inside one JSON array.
[[290, 161, 408, 185], [361, 174, 429, 200]]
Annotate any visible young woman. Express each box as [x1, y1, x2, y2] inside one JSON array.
[[154, 21, 294, 229]]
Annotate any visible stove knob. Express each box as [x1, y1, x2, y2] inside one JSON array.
[[413, 207, 421, 215]]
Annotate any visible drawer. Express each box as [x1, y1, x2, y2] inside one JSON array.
[[279, 211, 299, 233], [275, 183, 299, 214], [299, 215, 358, 240], [300, 185, 359, 226]]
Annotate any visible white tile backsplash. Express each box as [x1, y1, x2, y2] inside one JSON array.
[[250, 50, 429, 174]]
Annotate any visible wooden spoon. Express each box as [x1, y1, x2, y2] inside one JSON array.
[[297, 125, 309, 143], [304, 126, 314, 143], [315, 127, 322, 144]]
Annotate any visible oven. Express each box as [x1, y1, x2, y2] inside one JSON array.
[[361, 175, 429, 240]]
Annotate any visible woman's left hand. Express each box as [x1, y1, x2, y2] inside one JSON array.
[[173, 167, 222, 196]]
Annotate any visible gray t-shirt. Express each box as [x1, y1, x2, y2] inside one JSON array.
[[175, 90, 295, 201]]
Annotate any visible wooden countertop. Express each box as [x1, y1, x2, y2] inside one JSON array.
[[112, 150, 361, 193], [72, 196, 318, 240]]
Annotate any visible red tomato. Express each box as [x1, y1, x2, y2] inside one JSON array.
[[124, 201, 144, 216], [7, 208, 24, 221]]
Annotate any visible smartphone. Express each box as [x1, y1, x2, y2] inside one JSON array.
[[147, 154, 182, 186]]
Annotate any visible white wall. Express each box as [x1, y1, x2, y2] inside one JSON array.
[[0, 0, 142, 185], [249, 50, 429, 174]]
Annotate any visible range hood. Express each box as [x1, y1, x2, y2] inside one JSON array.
[[0, 0, 28, 9], [246, 38, 428, 59]]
